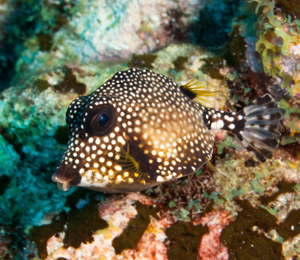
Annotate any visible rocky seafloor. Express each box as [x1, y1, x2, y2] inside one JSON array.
[[0, 0, 300, 259]]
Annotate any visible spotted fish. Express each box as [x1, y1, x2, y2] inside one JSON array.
[[52, 68, 285, 193]]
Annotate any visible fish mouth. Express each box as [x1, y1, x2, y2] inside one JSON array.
[[51, 163, 82, 191]]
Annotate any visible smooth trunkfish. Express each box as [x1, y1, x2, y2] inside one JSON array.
[[52, 68, 285, 193]]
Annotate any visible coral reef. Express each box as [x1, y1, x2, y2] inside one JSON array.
[[0, 0, 300, 259], [248, 0, 300, 140], [11, 0, 202, 88]]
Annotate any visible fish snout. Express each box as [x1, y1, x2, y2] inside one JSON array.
[[51, 163, 82, 191]]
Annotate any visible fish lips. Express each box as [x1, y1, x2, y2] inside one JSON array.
[[52, 163, 82, 191]]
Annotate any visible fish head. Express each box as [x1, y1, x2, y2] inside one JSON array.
[[52, 81, 156, 193]]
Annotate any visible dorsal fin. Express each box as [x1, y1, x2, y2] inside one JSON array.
[[179, 79, 219, 107]]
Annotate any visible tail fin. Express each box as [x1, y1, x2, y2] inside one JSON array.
[[207, 94, 285, 162], [237, 94, 285, 162]]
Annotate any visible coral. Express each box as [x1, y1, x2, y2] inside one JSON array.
[[197, 211, 231, 260], [191, 0, 241, 48], [1, 1, 300, 257], [0, 0, 41, 90], [30, 212, 68, 259], [12, 0, 202, 86], [42, 193, 218, 260], [62, 191, 108, 249], [219, 181, 300, 260], [162, 8, 190, 42], [251, 0, 300, 135], [30, 190, 107, 258], [0, 60, 127, 257], [200, 56, 226, 80], [0, 134, 20, 176], [44, 193, 169, 259]]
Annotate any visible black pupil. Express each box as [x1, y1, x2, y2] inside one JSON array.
[[98, 113, 109, 126]]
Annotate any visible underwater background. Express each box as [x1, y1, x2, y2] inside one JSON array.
[[0, 0, 300, 259]]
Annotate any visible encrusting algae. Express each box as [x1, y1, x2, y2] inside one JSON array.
[[52, 68, 285, 193]]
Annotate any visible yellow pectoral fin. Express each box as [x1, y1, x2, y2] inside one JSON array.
[[118, 143, 149, 181]]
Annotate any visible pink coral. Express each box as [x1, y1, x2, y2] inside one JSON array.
[[45, 193, 235, 260], [195, 210, 232, 260]]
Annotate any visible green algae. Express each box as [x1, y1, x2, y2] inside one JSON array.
[[227, 25, 247, 68], [165, 221, 209, 260], [200, 56, 224, 79], [278, 99, 299, 119], [249, 168, 273, 195], [30, 211, 68, 259], [173, 56, 189, 72], [221, 198, 283, 260], [63, 197, 108, 248], [62, 189, 108, 248], [216, 134, 238, 156], [278, 209, 300, 241], [147, 164, 215, 221], [112, 201, 158, 254], [260, 180, 297, 205], [227, 68, 273, 108], [169, 200, 177, 208], [171, 208, 191, 222], [127, 54, 157, 69], [54, 67, 86, 95], [37, 32, 53, 52], [281, 135, 297, 145], [259, 181, 300, 240], [35, 79, 51, 92], [221, 186, 300, 259]]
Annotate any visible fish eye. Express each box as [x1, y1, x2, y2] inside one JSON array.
[[98, 112, 109, 126], [88, 106, 116, 136]]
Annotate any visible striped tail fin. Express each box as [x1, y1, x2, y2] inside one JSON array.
[[237, 94, 285, 162], [206, 94, 285, 162]]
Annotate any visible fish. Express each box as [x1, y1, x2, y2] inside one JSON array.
[[52, 68, 285, 193]]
